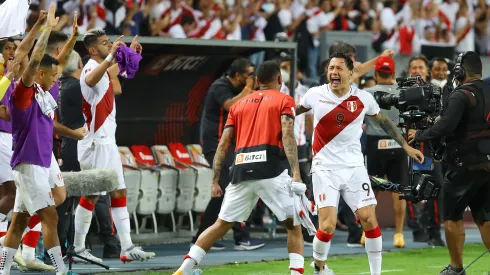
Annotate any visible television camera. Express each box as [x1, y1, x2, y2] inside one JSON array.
[[370, 76, 443, 201]]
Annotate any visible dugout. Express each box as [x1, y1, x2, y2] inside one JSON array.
[[73, 37, 297, 147]]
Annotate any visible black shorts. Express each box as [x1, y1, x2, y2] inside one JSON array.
[[443, 163, 490, 222], [366, 135, 409, 186]]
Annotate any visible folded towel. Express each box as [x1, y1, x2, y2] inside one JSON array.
[[34, 83, 57, 120], [115, 46, 142, 79], [286, 180, 317, 236]]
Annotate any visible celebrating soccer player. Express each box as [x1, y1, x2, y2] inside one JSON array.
[[296, 52, 424, 275], [74, 29, 154, 263]]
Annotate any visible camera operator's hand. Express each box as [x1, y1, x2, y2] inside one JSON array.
[[407, 129, 417, 144], [405, 146, 424, 164]]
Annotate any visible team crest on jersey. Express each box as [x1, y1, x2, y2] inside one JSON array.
[[346, 101, 357, 112], [319, 193, 326, 202]]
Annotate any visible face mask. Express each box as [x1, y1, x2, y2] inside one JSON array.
[[431, 78, 447, 88], [262, 3, 275, 13], [281, 69, 290, 84]]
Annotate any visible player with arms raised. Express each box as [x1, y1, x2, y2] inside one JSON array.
[[296, 53, 425, 275], [0, 4, 71, 275], [74, 29, 154, 263]]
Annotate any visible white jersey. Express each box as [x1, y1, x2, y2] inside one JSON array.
[[300, 84, 380, 170], [79, 59, 117, 145]]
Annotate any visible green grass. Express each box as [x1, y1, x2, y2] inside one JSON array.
[[154, 244, 490, 275]]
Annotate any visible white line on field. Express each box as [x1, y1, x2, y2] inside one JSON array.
[[333, 270, 405, 274]]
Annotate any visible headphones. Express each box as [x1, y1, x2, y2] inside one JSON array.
[[452, 51, 477, 82]]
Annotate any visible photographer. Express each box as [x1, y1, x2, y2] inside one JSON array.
[[408, 51, 490, 275], [365, 56, 407, 248]]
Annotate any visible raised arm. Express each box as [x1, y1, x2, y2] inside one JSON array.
[[281, 114, 301, 182], [56, 12, 79, 76], [354, 49, 395, 79], [22, 4, 58, 88], [84, 36, 125, 87], [14, 11, 47, 64]]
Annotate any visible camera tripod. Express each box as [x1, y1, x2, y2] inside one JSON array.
[[65, 197, 110, 271]]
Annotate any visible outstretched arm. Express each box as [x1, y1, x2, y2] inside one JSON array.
[[22, 4, 58, 87], [212, 127, 235, 183], [372, 113, 424, 163], [281, 114, 302, 182], [55, 12, 79, 77], [84, 36, 125, 87], [295, 104, 311, 116]]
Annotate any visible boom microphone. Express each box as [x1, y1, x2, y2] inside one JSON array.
[[62, 169, 119, 197]]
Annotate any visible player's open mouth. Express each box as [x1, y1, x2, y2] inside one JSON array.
[[331, 76, 340, 86], [8, 56, 14, 60]]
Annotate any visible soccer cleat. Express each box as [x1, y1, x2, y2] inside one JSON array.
[[393, 233, 405, 248], [73, 248, 103, 264], [18, 258, 55, 272], [172, 270, 184, 275], [120, 246, 155, 263], [439, 265, 465, 275], [13, 248, 26, 267], [313, 263, 335, 275]]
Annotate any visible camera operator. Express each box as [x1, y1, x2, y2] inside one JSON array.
[[408, 51, 490, 275], [364, 56, 407, 248], [406, 55, 445, 246]]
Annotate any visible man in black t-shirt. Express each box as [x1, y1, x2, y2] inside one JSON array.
[[195, 58, 265, 251]]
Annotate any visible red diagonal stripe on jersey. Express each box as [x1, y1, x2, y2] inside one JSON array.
[[313, 95, 364, 156]]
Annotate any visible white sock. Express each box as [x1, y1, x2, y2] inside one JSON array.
[[0, 247, 17, 275], [22, 223, 41, 263], [289, 253, 304, 274], [111, 206, 133, 251], [74, 202, 94, 251], [312, 230, 332, 264], [47, 246, 67, 273], [364, 226, 382, 275], [180, 245, 206, 272]]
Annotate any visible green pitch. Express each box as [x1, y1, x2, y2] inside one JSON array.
[[156, 244, 489, 275]]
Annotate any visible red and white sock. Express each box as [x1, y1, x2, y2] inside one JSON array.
[[74, 197, 95, 252], [289, 253, 304, 274], [22, 215, 41, 263], [364, 225, 382, 275], [180, 245, 206, 272], [313, 229, 333, 263], [111, 197, 133, 251]]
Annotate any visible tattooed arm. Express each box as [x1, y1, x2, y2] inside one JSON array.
[[281, 114, 302, 182], [372, 113, 425, 163], [212, 127, 235, 183], [295, 104, 311, 116]]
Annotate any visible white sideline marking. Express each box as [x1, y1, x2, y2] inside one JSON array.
[[335, 270, 404, 274]]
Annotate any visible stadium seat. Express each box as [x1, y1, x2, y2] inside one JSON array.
[[151, 145, 195, 231], [128, 145, 160, 234], [117, 146, 143, 234], [185, 144, 212, 213], [150, 145, 180, 232]]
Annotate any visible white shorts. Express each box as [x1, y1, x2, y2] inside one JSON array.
[[219, 170, 294, 223], [13, 154, 64, 215], [0, 132, 13, 184], [78, 140, 125, 195], [312, 166, 377, 213]]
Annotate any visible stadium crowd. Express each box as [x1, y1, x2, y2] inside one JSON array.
[[7, 0, 487, 79]]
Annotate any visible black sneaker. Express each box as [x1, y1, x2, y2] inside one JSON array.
[[413, 230, 429, 243], [440, 265, 465, 275], [234, 239, 265, 251], [428, 236, 446, 247], [191, 237, 226, 251]]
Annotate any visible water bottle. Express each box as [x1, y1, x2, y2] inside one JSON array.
[[36, 234, 45, 261], [191, 269, 203, 274]]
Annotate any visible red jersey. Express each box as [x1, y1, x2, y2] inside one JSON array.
[[225, 89, 295, 183]]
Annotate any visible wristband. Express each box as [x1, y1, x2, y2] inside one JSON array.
[[105, 53, 114, 63]]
